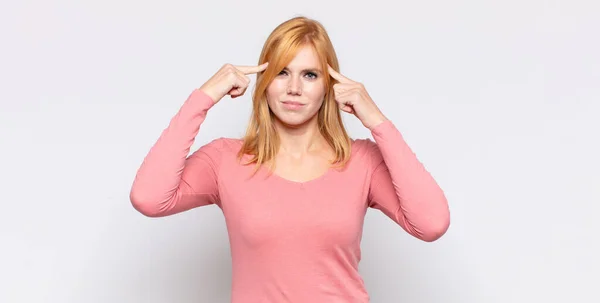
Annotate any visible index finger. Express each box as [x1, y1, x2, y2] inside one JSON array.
[[327, 64, 351, 83], [236, 62, 269, 75]]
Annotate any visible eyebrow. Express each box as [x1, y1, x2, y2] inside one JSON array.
[[282, 67, 322, 74]]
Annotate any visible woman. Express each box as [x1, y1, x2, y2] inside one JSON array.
[[130, 16, 450, 302]]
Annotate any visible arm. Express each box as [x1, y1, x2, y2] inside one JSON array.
[[129, 89, 222, 217], [367, 119, 450, 242]]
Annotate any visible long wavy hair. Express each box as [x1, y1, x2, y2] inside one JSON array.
[[237, 16, 352, 175]]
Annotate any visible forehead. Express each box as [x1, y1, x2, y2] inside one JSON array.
[[286, 45, 321, 69]]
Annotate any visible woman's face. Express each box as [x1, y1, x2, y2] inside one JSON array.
[[266, 45, 327, 128]]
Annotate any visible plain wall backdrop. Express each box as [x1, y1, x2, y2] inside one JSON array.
[[1, 0, 598, 302]]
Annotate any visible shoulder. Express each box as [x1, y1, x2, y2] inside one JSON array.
[[350, 137, 383, 169], [198, 137, 243, 154], [351, 137, 380, 157], [190, 137, 243, 163]]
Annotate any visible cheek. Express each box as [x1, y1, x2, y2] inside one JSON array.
[[267, 80, 285, 97], [266, 82, 285, 107], [306, 82, 327, 102]]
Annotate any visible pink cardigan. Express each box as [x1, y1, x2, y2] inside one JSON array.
[[130, 89, 450, 302]]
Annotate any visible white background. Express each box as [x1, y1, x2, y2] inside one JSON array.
[[1, 0, 599, 302]]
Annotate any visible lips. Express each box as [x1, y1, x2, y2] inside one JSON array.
[[282, 101, 305, 105], [281, 101, 305, 110]]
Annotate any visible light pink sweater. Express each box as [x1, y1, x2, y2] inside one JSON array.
[[130, 89, 450, 302]]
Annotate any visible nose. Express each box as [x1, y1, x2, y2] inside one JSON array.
[[286, 75, 302, 95]]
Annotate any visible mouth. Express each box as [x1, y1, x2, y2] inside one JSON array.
[[281, 101, 305, 105], [281, 101, 305, 110]]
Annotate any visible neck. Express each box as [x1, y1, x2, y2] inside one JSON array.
[[274, 116, 326, 156]]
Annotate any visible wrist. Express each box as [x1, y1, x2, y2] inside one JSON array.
[[197, 87, 219, 105], [365, 112, 388, 130]]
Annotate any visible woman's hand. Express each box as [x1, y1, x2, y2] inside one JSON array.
[[199, 62, 269, 103], [328, 65, 388, 130]]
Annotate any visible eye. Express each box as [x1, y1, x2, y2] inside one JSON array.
[[277, 70, 318, 79], [305, 72, 318, 79]]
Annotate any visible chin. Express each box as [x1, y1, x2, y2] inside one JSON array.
[[272, 111, 316, 128]]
